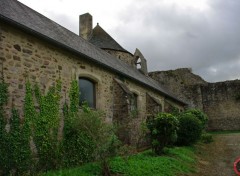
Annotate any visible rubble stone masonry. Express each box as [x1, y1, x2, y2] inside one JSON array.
[[150, 68, 240, 131], [0, 23, 184, 145]]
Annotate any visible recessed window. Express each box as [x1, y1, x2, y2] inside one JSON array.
[[130, 93, 138, 111], [79, 78, 96, 108]]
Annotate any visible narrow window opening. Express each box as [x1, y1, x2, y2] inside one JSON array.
[[130, 93, 138, 111], [136, 58, 141, 69], [79, 78, 96, 108]]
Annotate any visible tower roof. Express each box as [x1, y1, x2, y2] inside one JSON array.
[[89, 24, 130, 53]]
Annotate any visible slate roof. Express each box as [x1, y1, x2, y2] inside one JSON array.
[[0, 0, 187, 105], [89, 24, 130, 53]]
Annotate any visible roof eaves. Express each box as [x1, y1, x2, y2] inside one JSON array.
[[101, 47, 133, 56], [0, 14, 187, 106]]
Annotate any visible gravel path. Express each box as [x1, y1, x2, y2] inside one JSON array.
[[191, 133, 240, 176]]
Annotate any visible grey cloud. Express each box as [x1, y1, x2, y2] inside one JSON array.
[[43, 0, 240, 82], [111, 0, 240, 82], [45, 10, 79, 34], [196, 59, 240, 82]]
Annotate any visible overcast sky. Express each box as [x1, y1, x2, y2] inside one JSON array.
[[18, 0, 240, 82]]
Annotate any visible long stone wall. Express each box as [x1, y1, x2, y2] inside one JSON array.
[[149, 68, 240, 131], [201, 81, 240, 130], [0, 22, 185, 145]]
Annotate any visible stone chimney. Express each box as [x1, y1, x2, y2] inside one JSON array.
[[79, 13, 92, 40]]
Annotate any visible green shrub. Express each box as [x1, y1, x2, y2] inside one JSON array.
[[201, 133, 213, 144], [63, 103, 120, 169], [177, 112, 202, 146], [184, 109, 208, 130], [0, 78, 121, 174], [147, 113, 179, 155], [63, 108, 99, 166]]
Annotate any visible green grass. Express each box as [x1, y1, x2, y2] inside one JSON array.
[[41, 147, 196, 176]]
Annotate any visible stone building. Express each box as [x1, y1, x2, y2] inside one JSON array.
[[0, 0, 186, 145], [150, 68, 240, 131]]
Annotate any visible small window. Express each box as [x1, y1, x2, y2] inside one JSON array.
[[130, 93, 138, 111], [79, 78, 96, 108], [135, 58, 141, 69]]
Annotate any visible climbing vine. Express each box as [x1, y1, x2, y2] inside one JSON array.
[[24, 80, 36, 132], [0, 78, 119, 174], [0, 81, 9, 174], [0, 80, 32, 175], [23, 80, 36, 173], [0, 81, 8, 107], [69, 80, 79, 114], [63, 79, 86, 167], [8, 108, 31, 174], [33, 80, 62, 171]]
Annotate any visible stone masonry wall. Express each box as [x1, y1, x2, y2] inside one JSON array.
[[113, 79, 131, 144], [0, 22, 185, 145], [201, 81, 240, 131], [146, 93, 162, 117], [0, 23, 115, 120], [104, 49, 134, 66], [149, 68, 240, 131], [149, 68, 206, 109]]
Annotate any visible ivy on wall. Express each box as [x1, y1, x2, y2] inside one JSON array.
[[0, 77, 119, 174], [69, 80, 79, 114], [0, 80, 9, 175], [0, 80, 32, 175], [62, 79, 95, 167], [33, 80, 62, 171], [8, 108, 32, 174]]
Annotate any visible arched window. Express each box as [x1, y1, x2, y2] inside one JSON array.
[[79, 78, 96, 108]]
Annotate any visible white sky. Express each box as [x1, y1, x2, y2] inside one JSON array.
[[18, 0, 240, 82]]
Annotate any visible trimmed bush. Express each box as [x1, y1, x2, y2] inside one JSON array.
[[177, 113, 202, 146], [147, 113, 179, 155], [185, 109, 208, 130]]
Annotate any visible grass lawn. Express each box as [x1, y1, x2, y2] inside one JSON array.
[[41, 146, 196, 176]]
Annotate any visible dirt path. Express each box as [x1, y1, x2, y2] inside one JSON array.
[[191, 133, 240, 176]]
